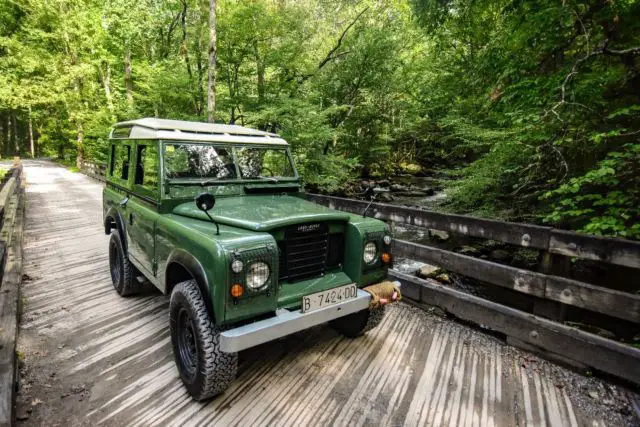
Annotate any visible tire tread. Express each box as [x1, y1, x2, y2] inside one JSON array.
[[170, 280, 237, 400], [109, 231, 140, 296]]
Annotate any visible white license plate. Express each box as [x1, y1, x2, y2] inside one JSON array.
[[301, 283, 358, 313]]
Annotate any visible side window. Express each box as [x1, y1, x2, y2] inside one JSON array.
[[135, 144, 158, 194], [112, 144, 131, 181], [109, 144, 116, 176]]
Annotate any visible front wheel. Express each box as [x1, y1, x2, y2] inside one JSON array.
[[170, 280, 238, 401], [330, 306, 386, 338]]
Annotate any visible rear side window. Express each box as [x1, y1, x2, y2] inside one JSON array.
[[111, 144, 131, 181], [135, 144, 159, 193], [111, 126, 132, 138]]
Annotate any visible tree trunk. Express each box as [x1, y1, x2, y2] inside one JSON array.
[[207, 0, 217, 123], [254, 39, 265, 103], [124, 47, 134, 107], [196, 34, 206, 116], [101, 61, 116, 118], [179, 0, 197, 113], [2, 113, 8, 158], [28, 106, 35, 158], [76, 121, 84, 169], [12, 114, 19, 155], [71, 49, 85, 168]]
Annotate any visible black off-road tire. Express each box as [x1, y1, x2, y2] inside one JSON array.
[[330, 306, 386, 338], [170, 280, 238, 401], [108, 231, 140, 296]]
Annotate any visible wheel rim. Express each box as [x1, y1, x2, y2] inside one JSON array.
[[109, 240, 121, 285], [177, 307, 198, 378]]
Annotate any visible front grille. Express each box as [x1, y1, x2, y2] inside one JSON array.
[[278, 222, 342, 282]]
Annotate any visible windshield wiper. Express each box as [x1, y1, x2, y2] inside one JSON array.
[[257, 176, 279, 183], [165, 177, 224, 186], [200, 177, 224, 186]]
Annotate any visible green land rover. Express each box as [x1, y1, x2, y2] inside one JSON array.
[[103, 118, 397, 400]]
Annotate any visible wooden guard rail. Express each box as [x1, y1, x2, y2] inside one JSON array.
[[0, 160, 25, 425], [308, 193, 640, 386], [306, 194, 640, 324], [307, 194, 640, 269], [81, 160, 107, 182]]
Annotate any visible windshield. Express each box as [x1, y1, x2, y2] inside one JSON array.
[[164, 144, 236, 180], [235, 147, 295, 179], [162, 143, 295, 181]]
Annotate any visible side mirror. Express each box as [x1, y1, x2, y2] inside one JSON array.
[[195, 193, 216, 211], [195, 193, 219, 235]]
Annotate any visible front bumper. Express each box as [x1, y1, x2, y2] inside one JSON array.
[[219, 288, 371, 353]]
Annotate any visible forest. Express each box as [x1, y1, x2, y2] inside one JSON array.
[[1, 0, 639, 238]]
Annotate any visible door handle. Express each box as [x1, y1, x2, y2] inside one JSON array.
[[119, 197, 129, 208]]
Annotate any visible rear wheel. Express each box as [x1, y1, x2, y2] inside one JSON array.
[[108, 231, 140, 296], [330, 306, 386, 338], [170, 279, 237, 401]]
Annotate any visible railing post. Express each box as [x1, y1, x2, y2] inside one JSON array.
[[533, 251, 568, 321]]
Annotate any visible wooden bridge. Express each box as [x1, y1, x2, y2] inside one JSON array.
[[0, 160, 638, 426]]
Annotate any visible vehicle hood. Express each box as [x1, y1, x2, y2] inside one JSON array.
[[172, 195, 351, 231]]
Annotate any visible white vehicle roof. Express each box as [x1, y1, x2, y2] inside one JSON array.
[[110, 118, 288, 146]]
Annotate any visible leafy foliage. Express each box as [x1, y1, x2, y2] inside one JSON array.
[[542, 143, 640, 239], [0, 0, 638, 239]]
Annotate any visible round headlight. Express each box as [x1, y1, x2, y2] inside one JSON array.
[[231, 259, 244, 273], [383, 235, 392, 245], [363, 242, 377, 264], [246, 261, 270, 290]]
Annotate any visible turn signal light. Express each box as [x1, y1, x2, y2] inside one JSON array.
[[381, 253, 391, 264], [230, 284, 244, 298]]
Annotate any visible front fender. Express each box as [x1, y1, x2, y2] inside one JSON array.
[[104, 207, 127, 251], [165, 248, 217, 322]]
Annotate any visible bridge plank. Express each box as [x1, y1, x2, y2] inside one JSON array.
[[391, 270, 640, 387], [393, 239, 640, 323]]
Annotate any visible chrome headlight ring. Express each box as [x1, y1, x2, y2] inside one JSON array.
[[246, 261, 270, 290], [363, 241, 377, 264]]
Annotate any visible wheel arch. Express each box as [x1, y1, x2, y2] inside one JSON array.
[[165, 250, 217, 323], [104, 207, 127, 251]]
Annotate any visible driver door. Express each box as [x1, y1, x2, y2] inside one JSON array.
[[127, 141, 160, 276]]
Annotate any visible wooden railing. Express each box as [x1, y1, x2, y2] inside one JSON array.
[[308, 193, 640, 386], [81, 160, 107, 182], [307, 193, 640, 322], [307, 194, 640, 269], [0, 159, 25, 425], [308, 194, 640, 321]]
